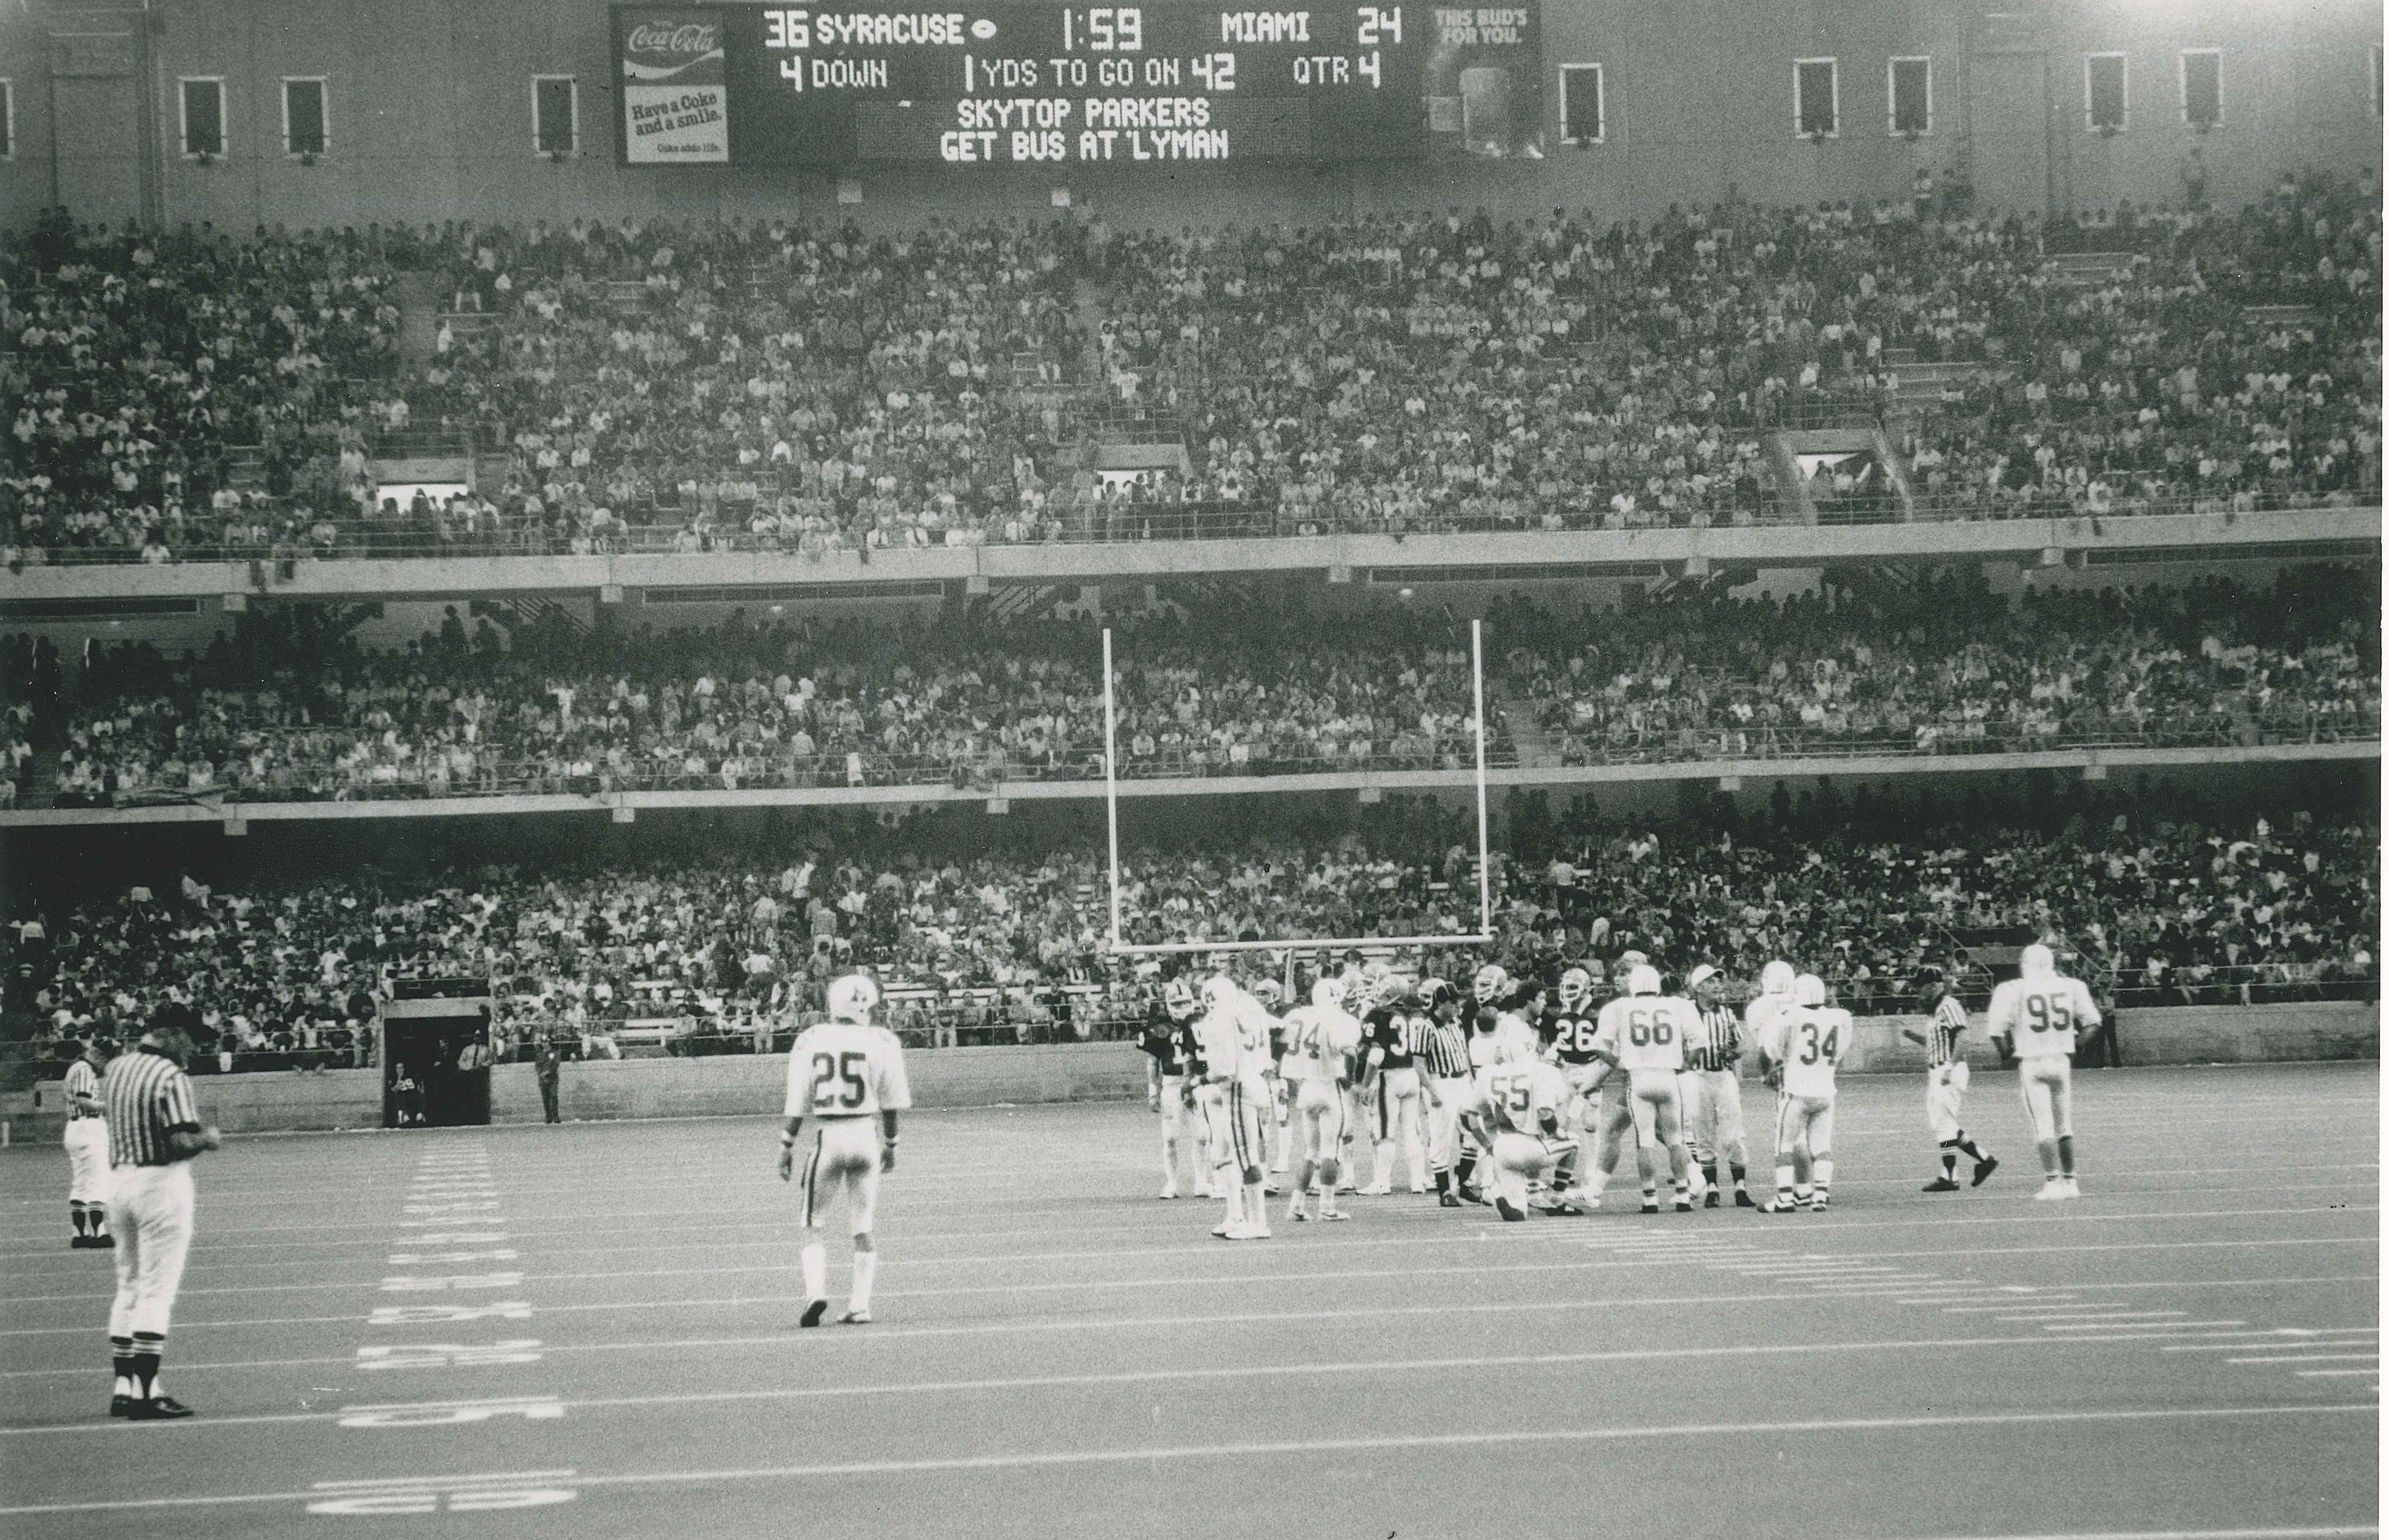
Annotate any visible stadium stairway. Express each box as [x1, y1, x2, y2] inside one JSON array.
[[393, 272, 448, 364], [1489, 678, 1559, 769]]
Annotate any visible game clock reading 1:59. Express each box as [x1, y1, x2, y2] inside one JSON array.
[[720, 3, 1431, 164]]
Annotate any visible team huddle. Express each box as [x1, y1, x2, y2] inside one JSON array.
[[1135, 943, 2100, 1237]]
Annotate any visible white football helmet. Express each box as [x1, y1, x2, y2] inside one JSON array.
[[827, 973, 880, 1023], [1760, 960, 1797, 996], [1250, 978, 1283, 1010], [1311, 975, 1350, 1012], [1473, 964, 1510, 1004], [2020, 942, 2057, 976], [1162, 977, 1198, 1021], [1626, 964, 1662, 997], [1792, 973, 1828, 1007], [1200, 974, 1239, 1014], [1619, 949, 1649, 971], [1557, 966, 1594, 1011]]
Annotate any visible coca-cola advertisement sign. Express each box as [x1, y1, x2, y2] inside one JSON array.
[[619, 8, 726, 82], [616, 6, 730, 162]]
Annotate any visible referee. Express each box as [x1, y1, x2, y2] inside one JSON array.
[[102, 1019, 222, 1421], [62, 1038, 115, 1249], [1407, 979, 1476, 1207]]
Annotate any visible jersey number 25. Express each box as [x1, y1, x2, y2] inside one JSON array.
[[807, 1050, 867, 1112]]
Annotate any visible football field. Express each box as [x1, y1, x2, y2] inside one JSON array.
[[0, 1061, 2377, 1540]]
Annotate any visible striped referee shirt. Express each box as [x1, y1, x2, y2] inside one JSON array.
[[1412, 1012, 1474, 1080], [104, 1048, 202, 1167], [64, 1058, 104, 1120], [1684, 1005, 1744, 1074], [1925, 996, 1969, 1069]]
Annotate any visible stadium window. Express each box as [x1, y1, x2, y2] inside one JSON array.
[[533, 75, 578, 156], [1889, 56, 1931, 136], [282, 77, 327, 157], [180, 77, 225, 159], [2085, 52, 2127, 134], [2179, 50, 2221, 130], [0, 80, 13, 161], [1794, 57, 1838, 139], [1560, 63, 1604, 145]]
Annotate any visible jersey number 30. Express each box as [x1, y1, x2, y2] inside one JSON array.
[[808, 1050, 867, 1111]]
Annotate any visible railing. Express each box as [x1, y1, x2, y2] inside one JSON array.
[[24, 709, 2371, 810], [6, 491, 2378, 569]]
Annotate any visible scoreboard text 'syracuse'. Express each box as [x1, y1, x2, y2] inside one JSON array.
[[612, 4, 1544, 166]]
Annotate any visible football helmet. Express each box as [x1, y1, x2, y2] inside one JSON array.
[[1792, 973, 1828, 1008], [1472, 964, 1510, 1004], [1557, 967, 1594, 1011], [1760, 960, 1796, 996], [1162, 977, 1198, 1021], [2019, 942, 2056, 976], [1250, 978, 1283, 1010], [1625, 964, 1662, 997], [827, 972, 881, 1023], [1311, 975, 1350, 1012], [1371, 972, 1413, 1012], [1415, 977, 1453, 1013], [1199, 974, 1239, 1013]]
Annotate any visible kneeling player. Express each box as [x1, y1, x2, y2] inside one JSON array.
[[1758, 973, 1847, 1212], [780, 974, 911, 1325], [1464, 1056, 1581, 1222]]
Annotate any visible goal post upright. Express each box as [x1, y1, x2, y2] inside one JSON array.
[[1103, 625, 1122, 949], [1472, 616, 1492, 939]]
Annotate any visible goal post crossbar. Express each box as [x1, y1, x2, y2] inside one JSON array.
[[1106, 933, 1495, 958]]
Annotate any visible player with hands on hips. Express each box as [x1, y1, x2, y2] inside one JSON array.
[[1138, 977, 1203, 1199], [1757, 973, 1850, 1212], [1279, 976, 1365, 1223], [1579, 965, 1697, 1213], [780, 972, 912, 1327], [1988, 943, 2098, 1200]]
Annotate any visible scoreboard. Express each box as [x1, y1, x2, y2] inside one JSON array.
[[612, 3, 1544, 166]]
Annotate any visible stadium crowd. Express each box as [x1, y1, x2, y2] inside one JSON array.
[[4, 784, 2374, 1073], [5, 173, 2376, 564], [5, 566, 2371, 809]]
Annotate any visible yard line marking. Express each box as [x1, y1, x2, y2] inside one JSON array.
[[1985, 1309, 2176, 1321], [2228, 1353, 2381, 1365], [0, 1403, 2370, 1515], [2046, 1320, 2246, 1332], [1870, 1527, 2377, 1540], [308, 1470, 577, 1491], [2296, 1369, 2381, 1379], [2165, 1335, 2384, 1353]]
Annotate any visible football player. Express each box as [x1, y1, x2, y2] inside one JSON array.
[[1681, 965, 1754, 1207], [1582, 965, 1697, 1212], [1280, 977, 1365, 1222], [1988, 943, 2098, 1200], [1758, 973, 1850, 1212], [1138, 977, 1203, 1199], [780, 973, 912, 1326], [1355, 973, 1426, 1196], [1194, 975, 1275, 1239], [1249, 977, 1293, 1180], [1905, 969, 1998, 1192], [1461, 1053, 1581, 1222], [1378, 976, 1475, 1205]]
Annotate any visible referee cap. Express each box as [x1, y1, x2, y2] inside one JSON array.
[[1685, 964, 1718, 992]]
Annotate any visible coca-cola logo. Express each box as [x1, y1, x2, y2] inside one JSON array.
[[626, 22, 720, 55]]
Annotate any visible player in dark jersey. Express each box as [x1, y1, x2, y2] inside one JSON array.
[[1138, 978, 1203, 1199], [1355, 976, 1428, 1195]]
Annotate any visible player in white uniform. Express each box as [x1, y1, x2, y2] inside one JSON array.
[[780, 973, 912, 1326], [1249, 977, 1293, 1181], [1194, 975, 1277, 1239], [1580, 965, 1696, 1212], [1988, 943, 2099, 1200], [1460, 1053, 1578, 1222], [1279, 977, 1366, 1223], [62, 1038, 115, 1248], [1757, 973, 1850, 1213]]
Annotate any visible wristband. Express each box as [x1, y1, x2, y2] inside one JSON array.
[[779, 1134, 797, 1149]]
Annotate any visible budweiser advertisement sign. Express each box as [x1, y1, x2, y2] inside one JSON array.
[[617, 6, 730, 163]]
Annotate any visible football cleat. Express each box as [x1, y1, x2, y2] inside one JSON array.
[[2059, 1179, 2081, 1199], [2034, 1182, 2067, 1201], [1674, 1198, 1694, 1213], [1319, 1209, 1351, 1222], [1225, 1222, 1272, 1240], [1763, 1198, 1800, 1214], [1806, 1195, 1829, 1211], [1288, 1206, 1310, 1222], [109, 1394, 134, 1418], [1408, 1183, 1428, 1196], [127, 1396, 194, 1421], [69, 1236, 94, 1249], [1922, 1178, 1961, 1193], [1158, 1188, 1179, 1201], [1358, 1183, 1392, 1196], [1734, 1189, 1757, 1208], [1493, 1197, 1527, 1222], [1639, 1199, 1660, 1214], [799, 1299, 829, 1328], [1438, 1192, 1463, 1208], [1705, 1190, 1723, 1209], [837, 1307, 871, 1326], [1971, 1156, 2000, 1188], [91, 1234, 114, 1248]]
